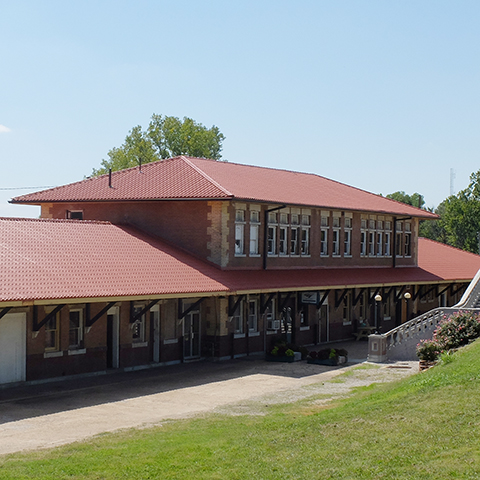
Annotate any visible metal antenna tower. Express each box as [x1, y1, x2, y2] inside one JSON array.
[[450, 168, 456, 196]]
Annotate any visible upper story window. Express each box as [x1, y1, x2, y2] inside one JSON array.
[[66, 210, 83, 220], [290, 226, 299, 255], [301, 228, 310, 255], [360, 230, 367, 257], [267, 226, 276, 255], [344, 214, 352, 256], [377, 231, 383, 256], [280, 213, 289, 225], [332, 229, 340, 256], [333, 216, 340, 228], [235, 209, 246, 256], [279, 226, 288, 255], [300, 215, 310, 256], [249, 209, 260, 256], [321, 214, 329, 227], [344, 229, 351, 256], [320, 228, 328, 256], [405, 231, 412, 257], [291, 214, 299, 225]]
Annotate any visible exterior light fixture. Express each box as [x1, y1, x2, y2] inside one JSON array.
[[374, 294, 382, 332], [404, 292, 411, 300]]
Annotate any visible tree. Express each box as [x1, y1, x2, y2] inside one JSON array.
[[386, 191, 425, 209], [92, 114, 225, 175], [418, 202, 447, 244], [441, 170, 480, 253]]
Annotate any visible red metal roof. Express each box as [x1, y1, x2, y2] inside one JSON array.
[[0, 218, 477, 304], [0, 218, 230, 302], [11, 156, 436, 218]]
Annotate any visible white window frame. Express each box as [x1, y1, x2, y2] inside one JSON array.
[[235, 224, 245, 256], [248, 299, 258, 333], [267, 226, 276, 255], [234, 209, 246, 256], [279, 226, 288, 256], [404, 232, 412, 257], [68, 308, 84, 349], [290, 226, 299, 256], [344, 228, 351, 256], [332, 229, 340, 256], [385, 231, 391, 257], [249, 224, 259, 255], [232, 301, 244, 334], [45, 312, 60, 352], [360, 230, 367, 257], [301, 227, 310, 256], [376, 231, 383, 257], [321, 228, 329, 256], [368, 231, 375, 257]]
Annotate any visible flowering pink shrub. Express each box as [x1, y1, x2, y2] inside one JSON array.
[[416, 311, 480, 361]]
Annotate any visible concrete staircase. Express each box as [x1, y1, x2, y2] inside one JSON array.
[[368, 270, 480, 362]]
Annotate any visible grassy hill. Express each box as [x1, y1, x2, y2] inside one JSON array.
[[2, 342, 480, 479]]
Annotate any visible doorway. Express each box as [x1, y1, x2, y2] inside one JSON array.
[[0, 313, 26, 384], [106, 307, 119, 369], [183, 310, 200, 359]]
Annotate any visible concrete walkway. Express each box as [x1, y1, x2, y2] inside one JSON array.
[[0, 340, 412, 456]]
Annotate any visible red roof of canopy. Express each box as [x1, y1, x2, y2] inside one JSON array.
[[0, 218, 477, 304], [11, 156, 437, 219]]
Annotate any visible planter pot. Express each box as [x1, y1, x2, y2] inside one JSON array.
[[307, 358, 338, 366], [266, 354, 295, 363]]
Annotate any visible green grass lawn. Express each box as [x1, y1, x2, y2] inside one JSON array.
[[2, 343, 480, 479]]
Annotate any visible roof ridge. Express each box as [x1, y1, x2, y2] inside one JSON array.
[[0, 216, 112, 225], [181, 156, 233, 197]]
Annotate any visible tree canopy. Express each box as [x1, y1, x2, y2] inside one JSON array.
[[440, 170, 480, 253], [386, 191, 425, 209], [92, 114, 225, 175], [386, 172, 480, 254]]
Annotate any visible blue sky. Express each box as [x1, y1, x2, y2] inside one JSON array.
[[1, 0, 479, 217]]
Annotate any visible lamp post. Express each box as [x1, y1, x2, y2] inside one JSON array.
[[374, 294, 382, 333], [404, 292, 411, 321]]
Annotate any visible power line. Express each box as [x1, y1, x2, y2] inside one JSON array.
[[0, 186, 55, 191]]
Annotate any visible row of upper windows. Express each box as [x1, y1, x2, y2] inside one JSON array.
[[234, 209, 413, 258]]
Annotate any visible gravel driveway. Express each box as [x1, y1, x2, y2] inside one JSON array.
[[0, 357, 418, 456]]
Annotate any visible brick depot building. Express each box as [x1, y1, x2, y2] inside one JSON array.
[[2, 156, 480, 385]]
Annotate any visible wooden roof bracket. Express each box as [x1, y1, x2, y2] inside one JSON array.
[[177, 298, 205, 320], [334, 289, 349, 310], [86, 302, 117, 328], [0, 307, 12, 320], [131, 299, 160, 323], [228, 295, 245, 317], [260, 292, 276, 315], [33, 304, 65, 331]]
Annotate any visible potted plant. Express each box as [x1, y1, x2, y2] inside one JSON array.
[[307, 348, 348, 366]]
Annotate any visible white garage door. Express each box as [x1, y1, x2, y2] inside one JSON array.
[[0, 313, 26, 384]]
